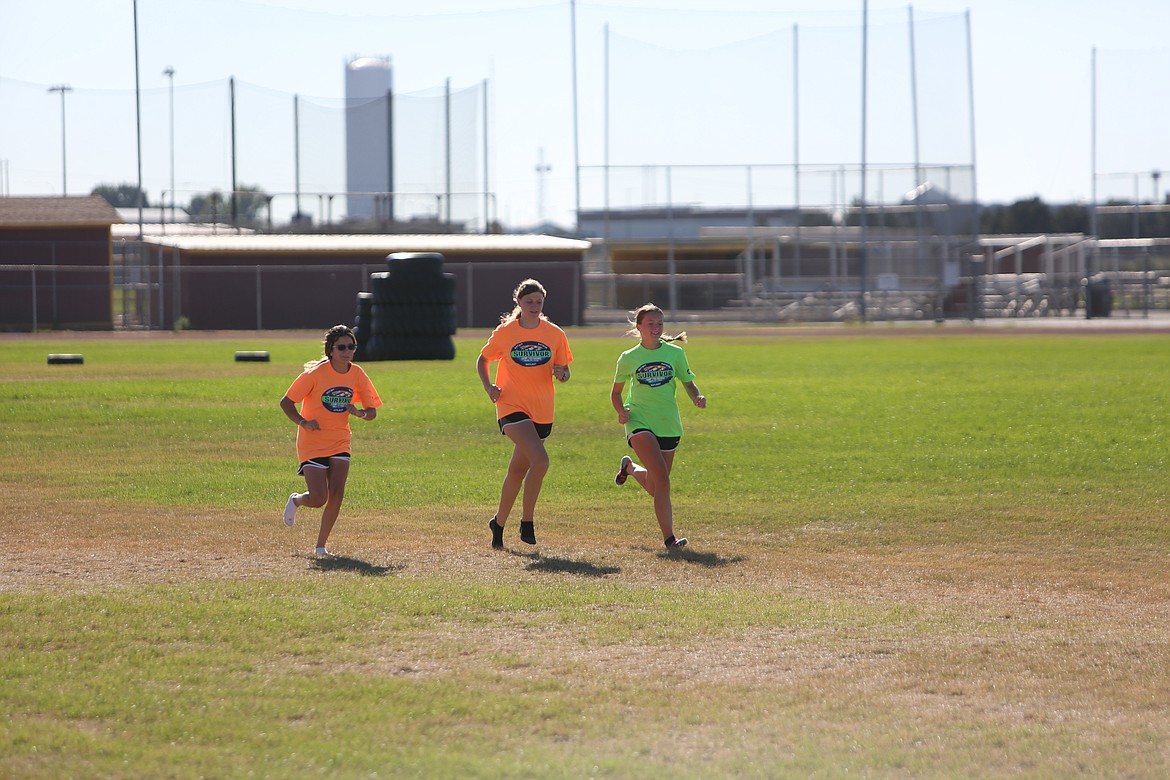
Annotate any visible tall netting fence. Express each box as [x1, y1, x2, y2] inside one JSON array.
[[1083, 48, 1170, 317], [0, 76, 488, 231], [394, 85, 488, 229], [579, 12, 987, 321], [1093, 47, 1170, 241]]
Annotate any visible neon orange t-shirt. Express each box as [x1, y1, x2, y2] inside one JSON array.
[[479, 318, 573, 425], [285, 361, 382, 462]]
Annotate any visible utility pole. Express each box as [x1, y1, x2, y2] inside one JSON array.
[[164, 67, 176, 223]]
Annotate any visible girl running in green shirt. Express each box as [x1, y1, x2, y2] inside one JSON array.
[[610, 303, 706, 549]]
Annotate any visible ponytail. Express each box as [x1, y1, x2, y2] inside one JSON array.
[[500, 278, 548, 324], [626, 303, 688, 344]]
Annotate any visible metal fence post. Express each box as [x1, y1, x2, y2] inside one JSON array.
[[666, 167, 677, 314], [172, 246, 183, 329], [572, 260, 581, 325], [465, 262, 474, 328], [256, 265, 263, 329], [157, 242, 165, 330], [31, 266, 38, 332], [50, 242, 59, 327]]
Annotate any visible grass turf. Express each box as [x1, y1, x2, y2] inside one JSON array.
[[1, 329, 1168, 778]]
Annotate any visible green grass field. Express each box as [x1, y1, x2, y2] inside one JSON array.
[[2, 329, 1168, 778]]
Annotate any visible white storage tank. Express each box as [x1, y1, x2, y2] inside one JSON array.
[[345, 56, 393, 221]]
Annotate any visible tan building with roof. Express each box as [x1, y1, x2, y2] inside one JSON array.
[[1, 198, 588, 331], [0, 196, 122, 330]]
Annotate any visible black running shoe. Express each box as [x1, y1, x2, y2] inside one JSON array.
[[488, 517, 504, 549], [520, 520, 536, 545], [664, 535, 688, 549]]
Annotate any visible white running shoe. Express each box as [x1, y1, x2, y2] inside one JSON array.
[[283, 493, 298, 526], [314, 546, 335, 557], [615, 456, 633, 485]]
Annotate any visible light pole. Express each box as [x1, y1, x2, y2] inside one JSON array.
[[163, 67, 176, 223], [47, 84, 72, 195], [535, 147, 551, 223]]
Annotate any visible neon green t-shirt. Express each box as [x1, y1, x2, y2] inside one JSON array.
[[613, 341, 695, 438]]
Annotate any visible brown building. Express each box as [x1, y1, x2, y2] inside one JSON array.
[[141, 234, 591, 330], [0, 196, 122, 330]]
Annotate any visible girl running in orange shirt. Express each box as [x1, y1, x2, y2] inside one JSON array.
[[280, 325, 382, 556], [477, 279, 573, 548]]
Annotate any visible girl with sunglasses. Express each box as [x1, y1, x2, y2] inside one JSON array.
[[279, 324, 382, 556]]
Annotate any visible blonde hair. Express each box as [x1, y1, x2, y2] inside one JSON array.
[[500, 278, 548, 325], [304, 324, 357, 371], [625, 303, 687, 343]]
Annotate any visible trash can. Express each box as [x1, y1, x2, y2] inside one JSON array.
[[1083, 275, 1112, 319]]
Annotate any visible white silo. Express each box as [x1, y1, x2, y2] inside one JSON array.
[[345, 56, 393, 221]]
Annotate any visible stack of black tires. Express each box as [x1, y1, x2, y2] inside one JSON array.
[[353, 252, 457, 361]]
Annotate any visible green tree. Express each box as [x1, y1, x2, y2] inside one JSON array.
[[1005, 197, 1052, 233], [187, 185, 269, 225], [232, 186, 270, 224], [981, 197, 1052, 234], [1051, 203, 1089, 234], [91, 183, 149, 208], [187, 190, 226, 223]]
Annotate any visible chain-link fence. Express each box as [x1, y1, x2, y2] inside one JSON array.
[[4, 236, 1168, 331], [582, 235, 1170, 324], [1, 240, 583, 331]]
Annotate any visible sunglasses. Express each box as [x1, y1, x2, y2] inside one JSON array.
[[333, 343, 357, 351]]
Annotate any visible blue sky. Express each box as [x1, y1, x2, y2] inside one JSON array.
[[1, 0, 1167, 229]]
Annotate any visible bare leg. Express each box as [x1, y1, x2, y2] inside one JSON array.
[[630, 461, 652, 494], [315, 458, 350, 550], [500, 421, 549, 523], [299, 466, 330, 511], [494, 445, 528, 527], [629, 432, 677, 542]]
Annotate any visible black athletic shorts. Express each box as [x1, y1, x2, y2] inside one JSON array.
[[628, 428, 680, 452], [498, 411, 552, 440], [297, 452, 351, 475]]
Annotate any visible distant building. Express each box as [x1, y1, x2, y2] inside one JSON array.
[[577, 205, 799, 242], [115, 207, 189, 225], [0, 196, 121, 330], [141, 233, 591, 330], [345, 56, 393, 222]]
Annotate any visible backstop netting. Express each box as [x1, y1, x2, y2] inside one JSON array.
[[581, 11, 974, 215], [1093, 47, 1170, 239], [576, 11, 978, 319], [0, 75, 487, 230]]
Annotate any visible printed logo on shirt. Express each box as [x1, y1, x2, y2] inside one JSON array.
[[321, 386, 355, 413], [635, 361, 674, 387], [510, 341, 553, 367]]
